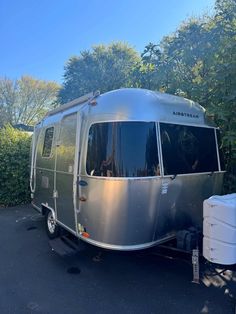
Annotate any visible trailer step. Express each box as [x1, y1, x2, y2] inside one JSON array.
[[49, 236, 86, 257]]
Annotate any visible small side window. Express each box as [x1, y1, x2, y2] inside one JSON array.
[[42, 127, 54, 157]]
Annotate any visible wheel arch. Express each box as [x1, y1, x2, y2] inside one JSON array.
[[41, 203, 56, 218]]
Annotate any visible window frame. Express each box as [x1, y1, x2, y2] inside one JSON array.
[[215, 128, 224, 172], [84, 120, 223, 179], [159, 121, 222, 177], [85, 120, 161, 179], [42, 126, 54, 159]]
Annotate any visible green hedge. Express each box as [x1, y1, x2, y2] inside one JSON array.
[[0, 125, 31, 206]]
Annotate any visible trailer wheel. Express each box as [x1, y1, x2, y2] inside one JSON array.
[[45, 210, 60, 239]]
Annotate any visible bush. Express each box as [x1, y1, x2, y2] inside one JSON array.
[[0, 125, 31, 206]]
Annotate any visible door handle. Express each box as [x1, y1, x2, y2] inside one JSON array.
[[78, 180, 88, 187]]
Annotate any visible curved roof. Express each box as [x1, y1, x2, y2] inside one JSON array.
[[85, 88, 209, 126], [42, 88, 214, 127]]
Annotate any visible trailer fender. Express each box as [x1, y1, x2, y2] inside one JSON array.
[[41, 203, 55, 218]]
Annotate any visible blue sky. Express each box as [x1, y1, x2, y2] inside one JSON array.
[[0, 0, 215, 84]]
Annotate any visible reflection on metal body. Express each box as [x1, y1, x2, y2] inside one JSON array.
[[30, 88, 224, 250]]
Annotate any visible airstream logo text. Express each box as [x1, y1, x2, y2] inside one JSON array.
[[173, 111, 199, 119]]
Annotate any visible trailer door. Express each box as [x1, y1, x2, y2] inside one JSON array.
[[55, 113, 79, 232]]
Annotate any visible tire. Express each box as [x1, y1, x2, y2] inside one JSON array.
[[45, 210, 60, 239]]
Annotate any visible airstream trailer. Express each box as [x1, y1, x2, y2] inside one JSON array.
[[30, 88, 224, 251]]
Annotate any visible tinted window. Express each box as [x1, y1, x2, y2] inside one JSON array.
[[160, 123, 219, 175], [86, 122, 159, 177], [42, 127, 54, 157]]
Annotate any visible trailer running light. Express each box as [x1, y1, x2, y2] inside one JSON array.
[[82, 232, 90, 238], [89, 99, 97, 106]]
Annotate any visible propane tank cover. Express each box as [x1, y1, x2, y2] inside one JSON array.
[[203, 194, 236, 226], [203, 193, 236, 265]]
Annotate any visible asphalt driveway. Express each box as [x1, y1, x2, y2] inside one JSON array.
[[0, 204, 235, 314]]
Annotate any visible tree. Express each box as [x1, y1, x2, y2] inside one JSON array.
[[58, 42, 140, 103], [209, 0, 236, 190], [0, 76, 60, 127], [137, 0, 236, 191], [0, 78, 18, 127], [131, 43, 164, 90]]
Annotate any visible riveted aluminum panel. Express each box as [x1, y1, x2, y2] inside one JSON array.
[[154, 172, 224, 239], [77, 176, 162, 246], [77, 173, 223, 248], [34, 168, 55, 209], [55, 113, 77, 231]]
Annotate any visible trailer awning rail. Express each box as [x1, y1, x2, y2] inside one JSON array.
[[46, 91, 99, 117]]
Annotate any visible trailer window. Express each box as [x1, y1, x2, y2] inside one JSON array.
[[160, 123, 219, 175], [42, 127, 54, 157], [86, 122, 159, 177]]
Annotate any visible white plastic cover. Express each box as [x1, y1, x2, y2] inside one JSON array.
[[203, 193, 236, 265], [204, 217, 236, 243], [203, 236, 236, 265], [203, 193, 236, 226]]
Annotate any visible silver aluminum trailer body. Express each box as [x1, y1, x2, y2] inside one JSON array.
[[30, 88, 224, 250]]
